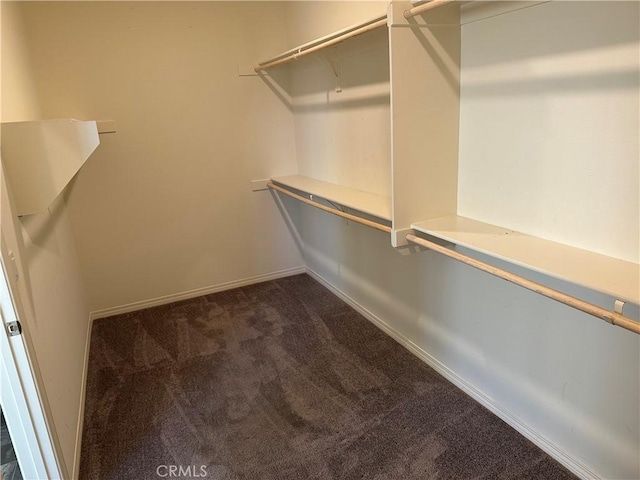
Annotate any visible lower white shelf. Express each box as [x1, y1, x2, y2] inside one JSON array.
[[271, 175, 391, 221], [411, 215, 639, 305]]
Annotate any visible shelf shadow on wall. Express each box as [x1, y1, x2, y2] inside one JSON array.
[[257, 70, 390, 114], [461, 1, 639, 69], [269, 189, 305, 257], [257, 69, 294, 112], [291, 94, 390, 114], [462, 69, 638, 97], [256, 28, 389, 111], [408, 23, 460, 95], [18, 193, 71, 330]]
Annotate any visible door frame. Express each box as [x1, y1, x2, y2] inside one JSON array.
[[0, 236, 63, 479]]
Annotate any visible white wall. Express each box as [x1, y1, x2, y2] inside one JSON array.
[[0, 2, 40, 121], [1, 2, 306, 476], [15, 1, 304, 312], [300, 206, 639, 479], [285, 2, 390, 198], [285, 2, 387, 46], [285, 2, 640, 479], [1, 3, 91, 477], [458, 1, 639, 263], [290, 30, 391, 198]]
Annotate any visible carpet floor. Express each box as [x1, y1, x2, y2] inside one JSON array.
[[80, 274, 576, 480]]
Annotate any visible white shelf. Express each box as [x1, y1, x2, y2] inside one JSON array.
[[1, 119, 100, 216], [411, 215, 639, 305], [271, 175, 391, 221]]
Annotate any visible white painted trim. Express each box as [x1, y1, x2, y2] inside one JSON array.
[[90, 266, 307, 320], [0, 243, 63, 479], [71, 314, 93, 480], [305, 267, 599, 480], [391, 226, 414, 248]]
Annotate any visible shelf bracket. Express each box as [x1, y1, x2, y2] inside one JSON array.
[[329, 58, 342, 93], [328, 46, 342, 93], [97, 120, 116, 134]]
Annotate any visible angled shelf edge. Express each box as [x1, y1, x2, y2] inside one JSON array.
[[1, 119, 100, 216], [271, 175, 391, 222], [411, 215, 639, 305]]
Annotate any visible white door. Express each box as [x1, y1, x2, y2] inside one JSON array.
[[0, 237, 63, 479]]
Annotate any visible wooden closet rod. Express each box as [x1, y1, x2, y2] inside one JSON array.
[[404, 0, 457, 19], [255, 18, 388, 72], [406, 233, 640, 335], [268, 182, 391, 234]]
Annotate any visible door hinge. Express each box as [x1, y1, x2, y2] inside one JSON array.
[[6, 321, 22, 337]]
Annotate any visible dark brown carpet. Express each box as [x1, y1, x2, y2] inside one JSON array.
[[80, 274, 576, 480]]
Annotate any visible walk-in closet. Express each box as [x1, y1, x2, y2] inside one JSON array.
[[0, 1, 638, 479]]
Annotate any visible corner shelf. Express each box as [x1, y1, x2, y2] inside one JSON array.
[[272, 175, 391, 222], [412, 215, 640, 305], [1, 119, 100, 216]]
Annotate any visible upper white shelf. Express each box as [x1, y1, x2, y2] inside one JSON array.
[[272, 175, 391, 221], [1, 119, 100, 216], [411, 215, 639, 305]]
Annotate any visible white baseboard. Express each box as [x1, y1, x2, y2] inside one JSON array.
[[72, 314, 93, 480], [90, 266, 306, 320], [305, 267, 599, 480]]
